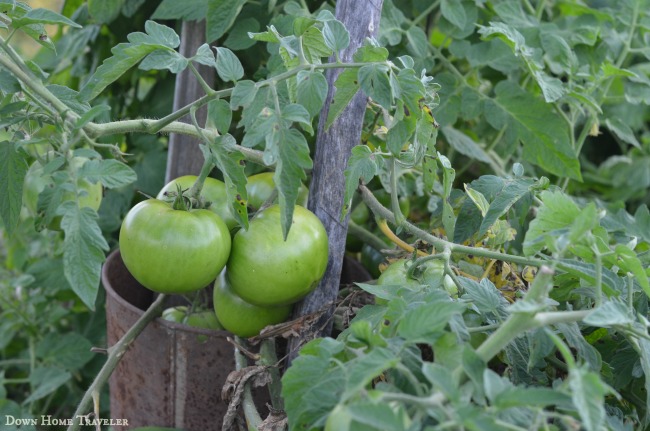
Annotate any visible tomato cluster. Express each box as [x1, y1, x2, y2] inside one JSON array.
[[119, 174, 328, 338]]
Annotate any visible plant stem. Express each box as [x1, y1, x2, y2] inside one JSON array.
[[359, 184, 546, 268], [66, 294, 166, 431], [259, 339, 284, 410], [84, 120, 265, 165], [188, 63, 215, 96], [233, 337, 263, 431]]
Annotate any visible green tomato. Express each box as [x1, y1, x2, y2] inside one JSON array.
[[23, 157, 103, 230], [157, 175, 238, 231], [360, 244, 384, 279], [213, 270, 292, 338], [227, 204, 328, 306], [246, 172, 309, 210], [119, 199, 231, 294], [375, 258, 445, 304], [161, 306, 224, 330]]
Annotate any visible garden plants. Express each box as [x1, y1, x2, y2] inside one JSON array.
[[0, 0, 649, 430]]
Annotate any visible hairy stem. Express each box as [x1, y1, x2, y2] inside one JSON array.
[[67, 294, 166, 431]]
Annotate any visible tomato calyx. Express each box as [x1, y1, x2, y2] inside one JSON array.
[[171, 183, 192, 211]]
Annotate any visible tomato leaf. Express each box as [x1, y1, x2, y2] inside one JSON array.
[[60, 203, 109, 310], [78, 159, 137, 189], [357, 64, 392, 110], [342, 145, 382, 220], [206, 98, 232, 135], [230, 80, 259, 110], [523, 191, 581, 255], [322, 19, 350, 54], [79, 22, 180, 101], [484, 81, 580, 181], [24, 367, 72, 404], [441, 126, 491, 164], [274, 128, 312, 239], [88, 0, 124, 24], [207, 136, 249, 230], [569, 365, 611, 431], [0, 141, 28, 235], [12, 8, 81, 29], [296, 70, 328, 118], [152, 0, 207, 21], [325, 68, 359, 130], [215, 47, 244, 83], [206, 0, 246, 43]]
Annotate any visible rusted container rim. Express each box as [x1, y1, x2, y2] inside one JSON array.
[[102, 249, 232, 337]]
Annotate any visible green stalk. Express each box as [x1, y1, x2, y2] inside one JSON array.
[[67, 294, 166, 431], [358, 184, 546, 268]]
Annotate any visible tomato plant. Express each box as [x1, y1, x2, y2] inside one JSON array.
[[227, 204, 328, 306], [213, 270, 292, 338], [246, 172, 309, 211], [119, 199, 231, 294], [161, 306, 224, 331], [23, 157, 103, 231], [157, 175, 238, 231]]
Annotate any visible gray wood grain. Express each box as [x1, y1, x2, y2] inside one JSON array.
[[288, 0, 384, 360], [165, 21, 214, 183]]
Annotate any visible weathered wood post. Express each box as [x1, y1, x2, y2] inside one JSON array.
[[288, 0, 384, 358], [165, 21, 214, 182]]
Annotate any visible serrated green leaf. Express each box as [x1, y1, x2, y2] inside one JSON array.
[[296, 70, 328, 117], [207, 99, 232, 134], [582, 300, 634, 327], [342, 146, 381, 219], [47, 85, 91, 115], [397, 301, 465, 342], [0, 69, 21, 94], [344, 348, 400, 399], [35, 333, 93, 371], [441, 126, 491, 164], [208, 136, 249, 230], [353, 45, 389, 63], [484, 81, 580, 180], [458, 277, 509, 317], [78, 159, 137, 189], [325, 68, 359, 130], [230, 80, 258, 109], [405, 26, 429, 58], [346, 402, 405, 431], [79, 43, 162, 102], [0, 141, 28, 235], [139, 50, 188, 73], [602, 62, 637, 78], [386, 117, 416, 155], [465, 184, 490, 216], [241, 108, 275, 148], [569, 366, 611, 431], [523, 190, 581, 255], [144, 20, 180, 48], [605, 117, 641, 148], [12, 8, 81, 29], [282, 338, 346, 430], [441, 0, 467, 29], [60, 203, 109, 310], [323, 19, 350, 53], [478, 177, 534, 237], [302, 26, 333, 64], [215, 47, 244, 82], [75, 104, 111, 129], [24, 367, 71, 404], [358, 64, 392, 109], [614, 245, 650, 298], [282, 103, 312, 134], [274, 128, 312, 239], [152, 0, 207, 21], [224, 17, 259, 51], [88, 0, 124, 24], [556, 259, 625, 296], [206, 0, 246, 43]]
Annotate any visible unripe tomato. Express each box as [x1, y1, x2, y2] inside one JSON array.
[[227, 204, 328, 306], [161, 306, 224, 330], [119, 199, 231, 294], [157, 175, 238, 231], [246, 172, 309, 210], [375, 258, 446, 304], [213, 270, 292, 338], [23, 157, 103, 230]]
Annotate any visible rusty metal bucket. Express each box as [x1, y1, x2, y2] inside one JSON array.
[[102, 249, 238, 430]]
